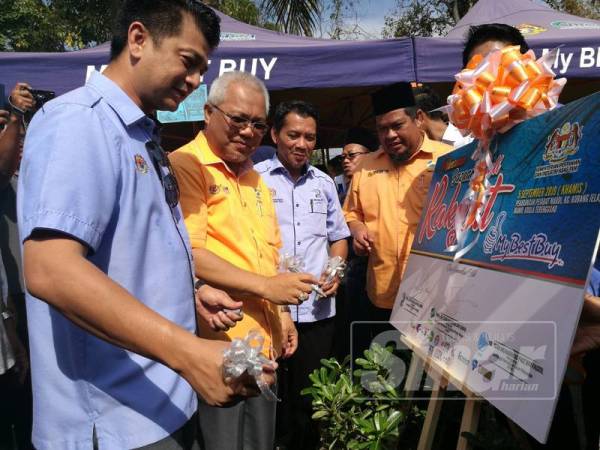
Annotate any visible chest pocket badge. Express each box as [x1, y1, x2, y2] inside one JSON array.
[[310, 198, 327, 214]]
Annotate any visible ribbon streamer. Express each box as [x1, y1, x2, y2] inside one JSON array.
[[444, 46, 565, 260], [279, 253, 326, 297], [222, 330, 279, 401]]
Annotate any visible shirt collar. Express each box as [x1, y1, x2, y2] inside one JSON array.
[[376, 131, 435, 163], [86, 71, 147, 128], [193, 132, 254, 177], [268, 153, 314, 179]]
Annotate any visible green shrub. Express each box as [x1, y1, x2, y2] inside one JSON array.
[[301, 343, 425, 450]]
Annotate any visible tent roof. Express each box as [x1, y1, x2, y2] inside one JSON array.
[[414, 0, 600, 82], [446, 0, 600, 40], [0, 7, 414, 95]]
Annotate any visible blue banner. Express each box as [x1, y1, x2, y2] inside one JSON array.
[[414, 92, 600, 285]]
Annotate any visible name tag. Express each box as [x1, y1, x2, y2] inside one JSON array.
[[310, 198, 327, 214]]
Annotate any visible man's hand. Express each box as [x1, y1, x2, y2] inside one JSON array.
[[280, 312, 298, 359], [351, 222, 373, 255], [572, 324, 600, 355], [9, 83, 34, 113], [318, 272, 341, 298], [572, 293, 600, 355], [178, 337, 277, 406], [195, 284, 243, 332], [5, 318, 29, 384], [260, 272, 317, 305]]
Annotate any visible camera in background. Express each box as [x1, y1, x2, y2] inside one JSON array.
[[25, 88, 55, 123]]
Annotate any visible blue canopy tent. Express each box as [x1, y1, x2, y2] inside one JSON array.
[[0, 9, 415, 148], [414, 0, 600, 102]]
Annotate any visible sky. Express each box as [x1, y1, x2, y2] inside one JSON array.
[[331, 0, 557, 39], [354, 0, 398, 37]]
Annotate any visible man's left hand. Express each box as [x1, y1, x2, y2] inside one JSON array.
[[280, 312, 298, 359], [318, 273, 340, 298]]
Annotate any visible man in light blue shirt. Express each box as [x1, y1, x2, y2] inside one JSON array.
[[17, 2, 272, 449], [254, 100, 349, 450]]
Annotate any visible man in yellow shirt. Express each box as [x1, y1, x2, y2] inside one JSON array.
[[170, 71, 317, 450], [343, 82, 453, 350]]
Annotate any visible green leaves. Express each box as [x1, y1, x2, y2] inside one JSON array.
[[0, 0, 122, 51], [260, 0, 321, 36], [302, 350, 424, 449]]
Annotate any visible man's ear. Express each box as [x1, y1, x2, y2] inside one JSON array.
[[415, 109, 427, 129], [204, 103, 213, 127], [270, 127, 278, 144], [127, 21, 150, 60]]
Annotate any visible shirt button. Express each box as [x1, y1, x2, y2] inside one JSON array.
[[242, 202, 247, 207], [297, 222, 301, 226], [295, 203, 300, 207], [297, 241, 301, 246]]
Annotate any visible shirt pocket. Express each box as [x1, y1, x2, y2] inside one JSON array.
[[307, 198, 327, 237]]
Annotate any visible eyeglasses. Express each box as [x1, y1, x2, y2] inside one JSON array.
[[145, 141, 180, 209], [341, 151, 368, 161], [210, 103, 269, 135]]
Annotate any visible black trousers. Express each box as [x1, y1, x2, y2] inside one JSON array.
[[275, 317, 335, 450]]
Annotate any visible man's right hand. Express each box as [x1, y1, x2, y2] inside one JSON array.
[[9, 83, 34, 113], [352, 223, 373, 255], [179, 337, 276, 406], [260, 272, 317, 305], [195, 284, 243, 332]]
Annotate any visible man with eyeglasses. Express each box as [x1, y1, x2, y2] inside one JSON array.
[[170, 72, 317, 450], [16, 2, 272, 450], [343, 82, 452, 354], [338, 127, 379, 201]]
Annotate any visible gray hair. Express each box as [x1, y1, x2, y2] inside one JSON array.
[[207, 71, 270, 114]]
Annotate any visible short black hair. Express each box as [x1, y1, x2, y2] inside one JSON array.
[[272, 100, 319, 132], [413, 85, 447, 123], [110, 0, 221, 61], [462, 23, 529, 67]]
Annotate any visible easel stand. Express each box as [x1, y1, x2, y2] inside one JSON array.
[[402, 342, 482, 450]]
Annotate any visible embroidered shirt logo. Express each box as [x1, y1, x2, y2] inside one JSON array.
[[367, 169, 389, 177], [208, 184, 220, 195], [134, 154, 149, 174]]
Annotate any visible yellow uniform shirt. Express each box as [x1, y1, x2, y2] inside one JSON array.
[[343, 134, 452, 309], [169, 132, 283, 357]]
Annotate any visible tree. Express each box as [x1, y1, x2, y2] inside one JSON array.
[[382, 0, 599, 38], [205, 0, 262, 26], [545, 0, 600, 20], [259, 0, 322, 36], [324, 0, 373, 40], [0, 0, 63, 51], [0, 0, 121, 51], [382, 0, 473, 38]]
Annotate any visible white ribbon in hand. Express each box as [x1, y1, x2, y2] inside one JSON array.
[[222, 331, 279, 401]]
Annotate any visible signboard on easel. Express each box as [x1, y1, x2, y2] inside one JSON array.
[[391, 91, 600, 443]]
